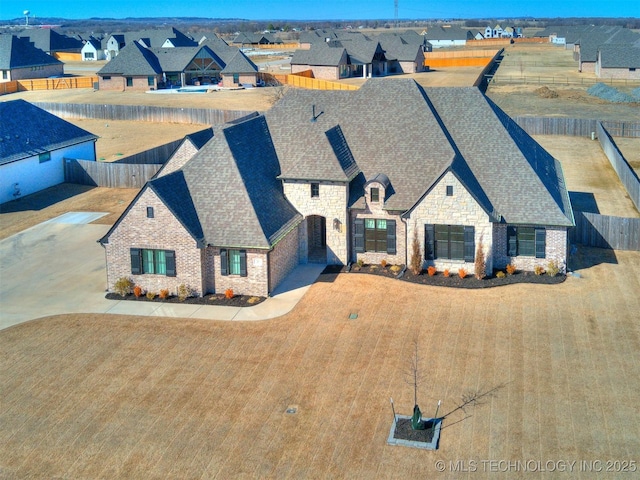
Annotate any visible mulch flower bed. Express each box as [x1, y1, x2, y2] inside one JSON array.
[[394, 417, 437, 443], [105, 292, 266, 307], [323, 264, 566, 288]]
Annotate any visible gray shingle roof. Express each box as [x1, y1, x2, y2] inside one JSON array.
[[598, 43, 640, 68], [97, 41, 163, 76], [178, 115, 302, 248], [0, 34, 63, 69], [17, 28, 83, 53], [150, 45, 222, 73], [290, 43, 348, 66], [220, 50, 258, 74], [0, 99, 97, 166], [267, 79, 573, 227]]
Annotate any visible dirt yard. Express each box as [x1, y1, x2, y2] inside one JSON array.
[[533, 135, 640, 217], [1, 251, 639, 478], [66, 119, 209, 161]]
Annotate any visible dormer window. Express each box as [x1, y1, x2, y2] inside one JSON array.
[[370, 187, 379, 202]]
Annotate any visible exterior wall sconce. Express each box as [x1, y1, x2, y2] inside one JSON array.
[[333, 218, 342, 232]]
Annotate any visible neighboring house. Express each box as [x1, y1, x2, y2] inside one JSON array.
[[100, 80, 574, 298], [423, 26, 473, 48], [475, 32, 486, 41], [81, 36, 106, 61], [231, 32, 282, 47], [97, 41, 259, 90], [0, 34, 63, 82], [104, 28, 197, 60], [595, 43, 640, 79], [17, 28, 83, 55], [0, 100, 97, 204], [575, 27, 640, 74], [291, 37, 390, 79]]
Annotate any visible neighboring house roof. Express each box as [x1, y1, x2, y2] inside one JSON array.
[[150, 45, 222, 73], [291, 43, 348, 66], [232, 32, 281, 44], [220, 50, 259, 74], [97, 41, 163, 76], [423, 26, 473, 41], [83, 37, 103, 51], [17, 28, 83, 53], [110, 27, 197, 50], [0, 34, 63, 69], [0, 99, 97, 166], [598, 43, 640, 68]]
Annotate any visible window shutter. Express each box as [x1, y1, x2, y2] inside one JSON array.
[[535, 228, 546, 259], [239, 250, 247, 277], [386, 220, 396, 254], [165, 250, 176, 277], [464, 226, 475, 262], [354, 218, 364, 253], [130, 248, 141, 275], [424, 224, 434, 260], [220, 249, 228, 276], [507, 227, 517, 256]]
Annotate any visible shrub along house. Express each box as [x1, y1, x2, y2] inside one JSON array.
[[100, 79, 574, 298]]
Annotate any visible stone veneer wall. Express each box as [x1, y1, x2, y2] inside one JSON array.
[[351, 178, 406, 265], [156, 141, 198, 178], [283, 180, 349, 264], [406, 172, 493, 274], [104, 187, 205, 295], [268, 225, 300, 293], [493, 224, 568, 273], [212, 247, 269, 297]]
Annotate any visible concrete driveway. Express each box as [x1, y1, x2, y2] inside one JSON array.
[[0, 212, 324, 330]]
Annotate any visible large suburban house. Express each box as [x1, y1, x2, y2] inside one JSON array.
[[291, 33, 428, 80], [595, 43, 640, 80], [97, 41, 259, 90], [422, 26, 473, 48], [100, 80, 574, 298], [0, 34, 64, 82], [81, 36, 106, 61], [0, 100, 97, 204]]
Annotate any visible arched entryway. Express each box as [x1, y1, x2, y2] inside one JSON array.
[[307, 215, 327, 263]]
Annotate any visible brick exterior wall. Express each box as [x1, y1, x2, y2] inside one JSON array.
[[291, 64, 340, 80], [7, 64, 64, 81], [157, 141, 198, 178], [406, 172, 494, 274], [268, 225, 300, 293], [104, 187, 205, 296], [99, 75, 159, 91], [283, 180, 349, 264], [580, 62, 595, 73], [212, 248, 269, 297], [493, 224, 568, 273], [221, 73, 258, 88], [351, 179, 406, 265], [597, 67, 640, 80]]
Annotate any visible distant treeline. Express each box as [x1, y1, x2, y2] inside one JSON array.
[[2, 16, 639, 36]]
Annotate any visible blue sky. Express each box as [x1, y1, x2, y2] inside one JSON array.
[[4, 0, 638, 21]]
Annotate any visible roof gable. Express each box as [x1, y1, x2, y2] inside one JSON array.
[[0, 34, 63, 69], [97, 41, 163, 76]]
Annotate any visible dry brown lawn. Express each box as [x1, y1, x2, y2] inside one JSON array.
[[1, 251, 640, 479], [533, 135, 640, 217]]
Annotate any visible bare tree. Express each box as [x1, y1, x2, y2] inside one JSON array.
[[409, 222, 422, 275]]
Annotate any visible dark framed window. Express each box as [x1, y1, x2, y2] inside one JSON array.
[[425, 224, 474, 261], [2, 70, 7, 80], [220, 249, 247, 276], [354, 218, 396, 254], [85, 52, 95, 59], [147, 76, 155, 86], [103, 76, 111, 80], [39, 152, 51, 163], [311, 183, 319, 197], [446, 185, 454, 196], [370, 187, 379, 202], [146, 207, 154, 218], [233, 73, 239, 84], [130, 248, 176, 276], [507, 226, 546, 258], [126, 77, 133, 87]]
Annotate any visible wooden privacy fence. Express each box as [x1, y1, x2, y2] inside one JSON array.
[[34, 102, 253, 125], [514, 117, 640, 138], [570, 212, 640, 250], [284, 74, 359, 91], [64, 159, 161, 188], [0, 81, 19, 95], [110, 138, 184, 165], [598, 122, 640, 211], [1, 77, 97, 95]]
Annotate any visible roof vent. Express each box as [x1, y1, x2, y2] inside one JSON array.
[[311, 104, 324, 122]]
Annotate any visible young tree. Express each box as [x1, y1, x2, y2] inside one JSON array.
[[405, 340, 426, 430], [410, 223, 422, 275], [475, 242, 486, 280]]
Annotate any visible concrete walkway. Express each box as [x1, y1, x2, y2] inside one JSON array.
[[0, 213, 325, 330]]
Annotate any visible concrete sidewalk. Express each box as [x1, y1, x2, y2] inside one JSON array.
[[0, 214, 325, 330]]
